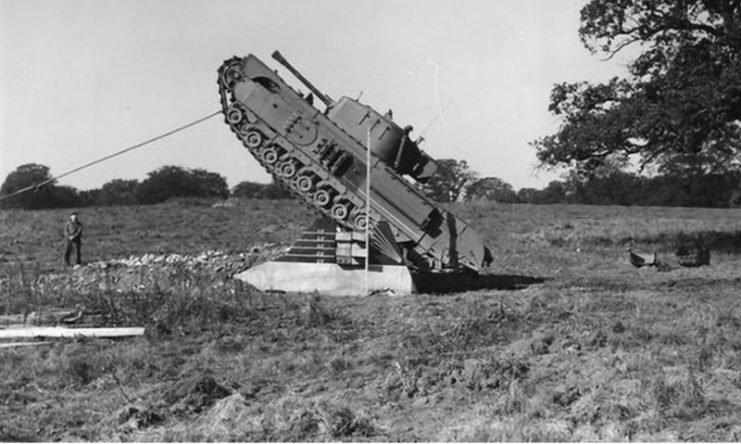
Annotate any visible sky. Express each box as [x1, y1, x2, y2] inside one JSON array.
[[0, 0, 635, 192]]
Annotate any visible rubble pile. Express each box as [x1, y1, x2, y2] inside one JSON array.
[[89, 243, 291, 275], [15, 243, 293, 297]]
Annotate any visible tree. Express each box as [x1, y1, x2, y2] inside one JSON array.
[[640, 171, 740, 207], [731, 179, 741, 207], [190, 169, 229, 199], [565, 170, 645, 205], [232, 181, 266, 199], [539, 181, 568, 204], [232, 179, 292, 199], [0, 164, 85, 209], [135, 165, 229, 204], [532, 0, 741, 176], [516, 188, 540, 204], [423, 159, 478, 203], [49, 185, 82, 209], [516, 181, 568, 204], [97, 179, 140, 206], [78, 189, 101, 207], [0, 163, 57, 209], [464, 177, 519, 202]]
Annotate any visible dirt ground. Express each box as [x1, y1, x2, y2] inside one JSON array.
[[1, 199, 741, 441]]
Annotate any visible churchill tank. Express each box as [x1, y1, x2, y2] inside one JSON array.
[[217, 51, 491, 273]]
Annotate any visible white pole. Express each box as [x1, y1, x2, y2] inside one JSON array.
[[365, 128, 371, 295]]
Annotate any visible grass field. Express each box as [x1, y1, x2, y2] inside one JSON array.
[[2, 199, 741, 441]]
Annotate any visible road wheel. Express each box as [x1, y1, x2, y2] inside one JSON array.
[[262, 147, 278, 164], [331, 202, 350, 222], [226, 107, 243, 125], [278, 161, 298, 178], [295, 175, 314, 193], [353, 212, 375, 231], [313, 189, 332, 207], [244, 130, 263, 148]]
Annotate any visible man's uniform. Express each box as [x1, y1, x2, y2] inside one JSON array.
[[64, 216, 83, 266]]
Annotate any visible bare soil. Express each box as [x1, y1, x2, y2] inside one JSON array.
[[2, 199, 741, 441]]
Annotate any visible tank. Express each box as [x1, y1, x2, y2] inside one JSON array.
[[217, 51, 492, 273]]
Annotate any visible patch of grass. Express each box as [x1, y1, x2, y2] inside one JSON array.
[[2, 202, 741, 440]]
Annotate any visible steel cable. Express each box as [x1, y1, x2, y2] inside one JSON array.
[[0, 110, 222, 203]]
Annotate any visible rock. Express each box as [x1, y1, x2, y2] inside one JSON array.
[[116, 405, 164, 429], [194, 393, 263, 438], [166, 375, 233, 414], [530, 334, 554, 355]]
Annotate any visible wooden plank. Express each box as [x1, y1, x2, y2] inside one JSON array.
[[0, 341, 52, 349], [0, 327, 145, 339]]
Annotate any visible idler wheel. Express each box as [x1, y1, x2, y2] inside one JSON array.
[[244, 130, 263, 148], [331, 202, 350, 221], [313, 189, 332, 207], [295, 175, 314, 193], [278, 162, 298, 178], [226, 107, 244, 125], [221, 65, 244, 89], [262, 147, 278, 164], [225, 66, 242, 82]]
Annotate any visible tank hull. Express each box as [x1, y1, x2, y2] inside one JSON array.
[[218, 54, 490, 273]]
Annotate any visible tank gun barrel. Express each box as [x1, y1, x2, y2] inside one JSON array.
[[271, 51, 333, 107]]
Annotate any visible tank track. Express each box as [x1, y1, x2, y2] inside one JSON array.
[[217, 58, 383, 234]]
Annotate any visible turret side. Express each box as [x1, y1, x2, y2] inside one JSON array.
[[328, 98, 438, 183]]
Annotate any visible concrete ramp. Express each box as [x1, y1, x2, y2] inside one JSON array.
[[234, 261, 414, 296]]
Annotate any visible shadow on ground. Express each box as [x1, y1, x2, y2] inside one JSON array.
[[412, 272, 547, 294], [586, 229, 741, 253]]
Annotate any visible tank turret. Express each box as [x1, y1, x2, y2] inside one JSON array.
[[270, 51, 437, 183]]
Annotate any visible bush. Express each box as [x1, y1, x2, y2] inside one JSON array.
[[231, 179, 292, 199]]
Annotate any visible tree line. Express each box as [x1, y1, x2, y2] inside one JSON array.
[[0, 163, 289, 210], [423, 159, 741, 207], [3, 160, 740, 210]]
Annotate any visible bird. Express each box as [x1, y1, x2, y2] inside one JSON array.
[[627, 246, 657, 268]]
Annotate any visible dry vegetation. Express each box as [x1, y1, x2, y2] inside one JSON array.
[[2, 199, 741, 441]]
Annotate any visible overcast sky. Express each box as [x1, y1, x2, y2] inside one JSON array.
[[0, 0, 634, 191]]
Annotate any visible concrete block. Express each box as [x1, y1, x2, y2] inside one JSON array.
[[234, 261, 414, 296]]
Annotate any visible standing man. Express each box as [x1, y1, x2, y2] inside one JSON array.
[[64, 211, 83, 266]]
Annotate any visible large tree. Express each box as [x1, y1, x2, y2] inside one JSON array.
[[1, 163, 58, 209], [423, 159, 478, 203], [0, 163, 84, 209], [532, 0, 741, 176], [464, 177, 519, 203]]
